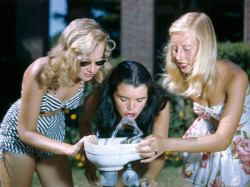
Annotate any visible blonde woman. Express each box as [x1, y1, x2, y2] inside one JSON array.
[[137, 12, 250, 186], [0, 18, 114, 187]]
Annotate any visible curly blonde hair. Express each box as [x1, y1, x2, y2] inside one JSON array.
[[40, 18, 115, 89], [163, 12, 217, 98]]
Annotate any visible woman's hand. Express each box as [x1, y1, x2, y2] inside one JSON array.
[[67, 135, 98, 157], [140, 177, 158, 187], [136, 134, 166, 163]]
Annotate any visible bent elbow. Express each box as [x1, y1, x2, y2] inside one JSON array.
[[17, 126, 31, 143], [17, 128, 26, 142], [218, 139, 231, 151]]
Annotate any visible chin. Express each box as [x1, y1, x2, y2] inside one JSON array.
[[83, 77, 93, 82], [181, 69, 192, 74]]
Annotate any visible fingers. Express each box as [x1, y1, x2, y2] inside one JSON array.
[[140, 177, 158, 187], [135, 137, 159, 163], [135, 139, 150, 148], [79, 135, 98, 145], [140, 156, 157, 163], [74, 135, 97, 154], [136, 134, 157, 149], [86, 135, 98, 144], [136, 140, 157, 157]]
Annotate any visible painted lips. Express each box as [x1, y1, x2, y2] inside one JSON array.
[[125, 113, 135, 117], [179, 63, 188, 69], [84, 73, 93, 77]]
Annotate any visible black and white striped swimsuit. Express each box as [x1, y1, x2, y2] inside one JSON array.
[[0, 81, 84, 158]]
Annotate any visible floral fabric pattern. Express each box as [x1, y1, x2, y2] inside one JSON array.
[[179, 85, 250, 187]]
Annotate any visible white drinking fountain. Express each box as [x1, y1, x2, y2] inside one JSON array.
[[84, 116, 144, 187]]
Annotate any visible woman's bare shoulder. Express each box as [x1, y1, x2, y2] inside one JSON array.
[[24, 56, 49, 78], [217, 59, 248, 90], [217, 59, 247, 78]]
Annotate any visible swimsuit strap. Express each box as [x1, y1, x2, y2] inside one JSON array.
[[47, 87, 52, 94], [78, 80, 85, 92], [54, 86, 57, 97]]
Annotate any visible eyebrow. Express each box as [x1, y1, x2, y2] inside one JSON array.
[[116, 94, 147, 99]]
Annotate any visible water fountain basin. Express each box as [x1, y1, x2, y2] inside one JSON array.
[[84, 137, 142, 171]]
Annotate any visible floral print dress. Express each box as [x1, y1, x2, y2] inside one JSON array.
[[180, 85, 250, 187]]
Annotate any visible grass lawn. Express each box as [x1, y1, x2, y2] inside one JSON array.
[[31, 166, 193, 187]]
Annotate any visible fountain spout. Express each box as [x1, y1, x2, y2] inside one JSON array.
[[111, 116, 143, 144]]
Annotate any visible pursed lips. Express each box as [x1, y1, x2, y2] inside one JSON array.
[[125, 113, 135, 117]]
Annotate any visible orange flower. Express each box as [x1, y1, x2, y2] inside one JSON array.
[[178, 112, 184, 117], [75, 153, 81, 160], [175, 157, 180, 161], [81, 156, 85, 162], [70, 114, 77, 120], [78, 162, 84, 167]]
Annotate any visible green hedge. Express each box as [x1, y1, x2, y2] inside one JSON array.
[[218, 42, 250, 77]]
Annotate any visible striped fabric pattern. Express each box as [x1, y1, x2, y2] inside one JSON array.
[[0, 85, 84, 158]]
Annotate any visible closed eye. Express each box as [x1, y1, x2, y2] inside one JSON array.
[[120, 97, 127, 102], [137, 98, 147, 103]]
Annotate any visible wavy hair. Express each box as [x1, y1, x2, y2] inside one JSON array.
[[163, 12, 217, 98], [97, 61, 169, 138], [40, 18, 115, 89]]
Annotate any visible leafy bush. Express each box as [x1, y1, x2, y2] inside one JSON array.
[[218, 42, 250, 78]]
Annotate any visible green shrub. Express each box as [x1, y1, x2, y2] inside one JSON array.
[[218, 42, 250, 78]]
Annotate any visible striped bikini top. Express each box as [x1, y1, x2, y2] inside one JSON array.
[[40, 80, 85, 113]]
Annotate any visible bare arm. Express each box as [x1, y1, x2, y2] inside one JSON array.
[[138, 69, 249, 163], [79, 90, 101, 137], [140, 101, 170, 182], [79, 91, 101, 186], [17, 58, 89, 156]]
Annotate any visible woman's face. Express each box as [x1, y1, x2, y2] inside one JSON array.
[[113, 83, 148, 120], [78, 42, 105, 81], [170, 32, 198, 74]]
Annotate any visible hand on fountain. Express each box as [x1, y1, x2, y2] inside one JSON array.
[[85, 134, 98, 145], [135, 134, 165, 163], [140, 177, 158, 187], [67, 135, 98, 156]]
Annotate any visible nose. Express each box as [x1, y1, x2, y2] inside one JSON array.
[[86, 62, 96, 73], [127, 101, 135, 111], [175, 48, 183, 61]]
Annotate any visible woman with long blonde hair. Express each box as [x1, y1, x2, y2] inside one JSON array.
[[0, 18, 115, 187], [137, 12, 250, 186]]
